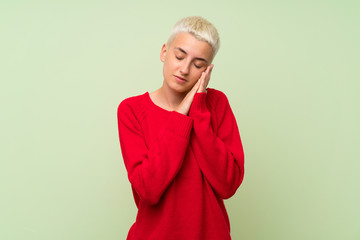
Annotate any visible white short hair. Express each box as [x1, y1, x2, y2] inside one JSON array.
[[167, 16, 220, 57]]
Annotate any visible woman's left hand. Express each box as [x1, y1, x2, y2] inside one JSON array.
[[197, 64, 214, 93]]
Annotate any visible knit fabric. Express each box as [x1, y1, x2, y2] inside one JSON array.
[[117, 88, 245, 240]]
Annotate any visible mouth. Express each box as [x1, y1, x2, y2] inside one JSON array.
[[174, 75, 187, 82]]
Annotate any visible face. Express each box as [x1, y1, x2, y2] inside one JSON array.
[[160, 32, 214, 93]]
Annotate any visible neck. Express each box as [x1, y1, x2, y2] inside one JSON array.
[[157, 82, 188, 111]]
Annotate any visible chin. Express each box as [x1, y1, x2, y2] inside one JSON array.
[[170, 84, 190, 94]]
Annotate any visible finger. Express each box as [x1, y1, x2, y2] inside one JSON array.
[[204, 66, 211, 79], [203, 65, 212, 79], [202, 65, 213, 90], [206, 64, 213, 73], [199, 72, 205, 89], [208, 64, 214, 74], [193, 74, 203, 92], [202, 71, 208, 91]]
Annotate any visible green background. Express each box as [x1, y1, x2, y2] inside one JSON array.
[[1, 1, 359, 239]]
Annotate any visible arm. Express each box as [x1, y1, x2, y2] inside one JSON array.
[[117, 100, 193, 205], [188, 91, 245, 199]]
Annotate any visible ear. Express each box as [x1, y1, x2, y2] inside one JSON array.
[[160, 43, 167, 63]]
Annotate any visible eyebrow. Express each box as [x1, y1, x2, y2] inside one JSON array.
[[174, 47, 208, 63]]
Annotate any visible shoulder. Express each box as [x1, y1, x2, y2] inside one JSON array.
[[206, 87, 230, 107], [206, 88, 234, 123], [117, 92, 148, 119]]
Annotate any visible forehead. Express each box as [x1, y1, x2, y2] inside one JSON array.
[[170, 32, 214, 61]]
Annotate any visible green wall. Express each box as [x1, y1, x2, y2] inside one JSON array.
[[1, 1, 359, 239]]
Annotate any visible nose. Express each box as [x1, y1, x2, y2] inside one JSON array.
[[179, 60, 191, 75]]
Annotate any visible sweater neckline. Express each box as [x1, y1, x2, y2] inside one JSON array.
[[145, 91, 173, 113]]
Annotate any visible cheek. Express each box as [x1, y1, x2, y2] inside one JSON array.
[[163, 59, 174, 73], [165, 59, 179, 72], [191, 69, 204, 81]]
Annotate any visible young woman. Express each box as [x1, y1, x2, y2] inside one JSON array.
[[117, 16, 245, 240]]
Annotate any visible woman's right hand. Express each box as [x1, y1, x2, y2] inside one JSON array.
[[174, 76, 202, 116]]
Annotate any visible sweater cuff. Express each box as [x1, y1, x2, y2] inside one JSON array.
[[167, 110, 194, 139], [190, 92, 208, 114]]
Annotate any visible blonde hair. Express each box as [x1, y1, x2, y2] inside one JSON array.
[[167, 16, 220, 56]]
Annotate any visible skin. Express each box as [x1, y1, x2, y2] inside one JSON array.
[[150, 32, 214, 115]]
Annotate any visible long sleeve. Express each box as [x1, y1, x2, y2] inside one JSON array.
[[188, 91, 244, 199], [117, 100, 194, 205]]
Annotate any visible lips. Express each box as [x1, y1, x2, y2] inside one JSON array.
[[174, 75, 187, 82]]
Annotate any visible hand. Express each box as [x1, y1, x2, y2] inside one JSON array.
[[174, 64, 214, 115], [197, 64, 214, 93], [174, 76, 202, 116]]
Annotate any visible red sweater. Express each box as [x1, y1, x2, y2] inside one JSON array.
[[117, 88, 245, 240]]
